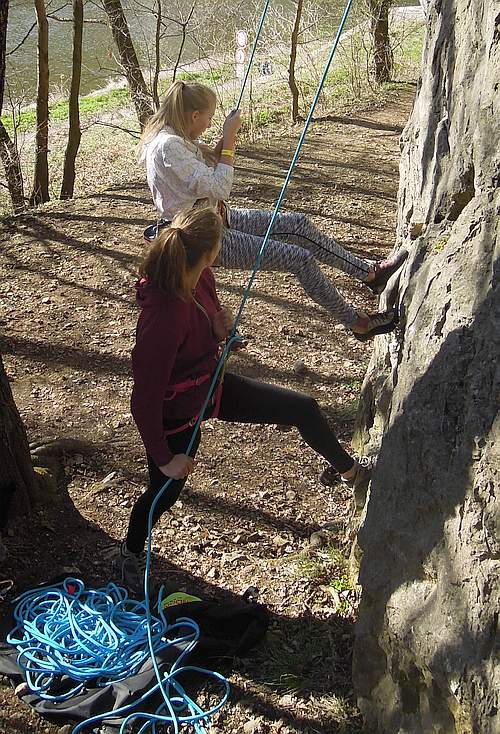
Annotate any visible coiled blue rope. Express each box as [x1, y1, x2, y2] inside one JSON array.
[[8, 578, 230, 732]]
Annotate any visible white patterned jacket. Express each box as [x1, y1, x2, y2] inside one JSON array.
[[142, 126, 234, 221]]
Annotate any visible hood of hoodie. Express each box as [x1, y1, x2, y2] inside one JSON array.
[[135, 277, 179, 309]]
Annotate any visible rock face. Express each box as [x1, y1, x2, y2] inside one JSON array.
[[351, 1, 499, 732]]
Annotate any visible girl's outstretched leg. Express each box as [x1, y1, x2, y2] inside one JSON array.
[[221, 227, 359, 326], [218, 372, 355, 473], [220, 228, 397, 337], [229, 208, 371, 280], [229, 208, 407, 291]]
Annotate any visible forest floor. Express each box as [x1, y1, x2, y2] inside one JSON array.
[[0, 86, 414, 734]]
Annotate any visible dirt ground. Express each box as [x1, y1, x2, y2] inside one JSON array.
[[0, 88, 414, 734]]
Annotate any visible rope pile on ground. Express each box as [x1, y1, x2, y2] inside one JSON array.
[[8, 578, 230, 733]]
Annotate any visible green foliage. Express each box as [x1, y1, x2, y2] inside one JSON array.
[[291, 545, 354, 618], [295, 544, 350, 583], [1, 88, 132, 134], [254, 107, 287, 127], [258, 620, 339, 697], [249, 617, 362, 730], [178, 63, 232, 85]]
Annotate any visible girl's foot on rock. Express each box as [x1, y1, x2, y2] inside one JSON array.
[[319, 456, 375, 492], [366, 249, 408, 295], [319, 463, 338, 487], [351, 309, 398, 341]]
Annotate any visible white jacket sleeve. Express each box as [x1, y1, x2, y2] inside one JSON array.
[[162, 138, 233, 201]]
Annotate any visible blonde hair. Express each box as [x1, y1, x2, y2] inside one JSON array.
[[140, 207, 222, 300], [139, 80, 216, 152]]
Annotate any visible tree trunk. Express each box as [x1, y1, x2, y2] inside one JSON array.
[[0, 357, 36, 526], [30, 0, 50, 206], [0, 7, 34, 491], [351, 1, 499, 732], [288, 0, 303, 124], [0, 1, 25, 213], [0, 0, 8, 113], [369, 0, 393, 84], [0, 122, 25, 212], [102, 0, 153, 128], [60, 0, 83, 200]]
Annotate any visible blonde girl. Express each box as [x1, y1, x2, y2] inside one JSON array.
[[138, 80, 405, 340]]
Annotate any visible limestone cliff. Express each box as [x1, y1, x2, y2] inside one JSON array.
[[352, 1, 499, 732]]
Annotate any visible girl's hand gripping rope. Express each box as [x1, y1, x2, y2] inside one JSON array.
[[222, 110, 242, 138], [160, 454, 195, 480], [212, 307, 235, 341], [229, 333, 248, 352]]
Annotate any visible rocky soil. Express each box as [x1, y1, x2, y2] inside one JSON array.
[[0, 89, 414, 734]]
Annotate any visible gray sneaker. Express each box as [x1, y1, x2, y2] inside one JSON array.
[[115, 541, 146, 597], [342, 456, 376, 508]]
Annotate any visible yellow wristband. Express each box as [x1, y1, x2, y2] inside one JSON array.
[[221, 149, 235, 158]]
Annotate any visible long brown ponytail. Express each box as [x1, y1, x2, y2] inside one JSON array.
[[140, 207, 222, 300]]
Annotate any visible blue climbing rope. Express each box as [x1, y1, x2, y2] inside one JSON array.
[[235, 0, 271, 110], [8, 578, 230, 733]]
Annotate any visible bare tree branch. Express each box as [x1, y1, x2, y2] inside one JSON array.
[[7, 22, 37, 56], [85, 119, 141, 138], [172, 2, 195, 82]]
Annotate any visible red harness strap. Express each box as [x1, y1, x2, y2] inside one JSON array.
[[163, 382, 223, 437], [164, 373, 211, 401], [163, 372, 223, 438]]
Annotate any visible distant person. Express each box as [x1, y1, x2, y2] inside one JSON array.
[[138, 80, 406, 340], [118, 207, 372, 594]]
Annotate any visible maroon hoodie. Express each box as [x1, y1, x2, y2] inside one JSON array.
[[131, 268, 221, 467]]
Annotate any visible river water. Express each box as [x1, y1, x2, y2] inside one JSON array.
[[6, 0, 416, 102]]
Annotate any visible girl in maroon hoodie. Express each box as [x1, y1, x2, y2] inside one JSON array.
[[119, 207, 371, 594]]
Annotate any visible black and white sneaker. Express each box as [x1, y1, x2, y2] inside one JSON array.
[[114, 541, 146, 598], [319, 455, 376, 497], [367, 249, 408, 295], [352, 309, 398, 341], [345, 456, 376, 508]]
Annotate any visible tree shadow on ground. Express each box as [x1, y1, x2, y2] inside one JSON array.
[[0, 334, 131, 377], [310, 114, 404, 134]]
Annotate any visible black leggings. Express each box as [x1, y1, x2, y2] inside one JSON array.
[[126, 372, 354, 553]]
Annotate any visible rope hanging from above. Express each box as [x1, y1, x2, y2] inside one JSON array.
[[235, 0, 272, 110]]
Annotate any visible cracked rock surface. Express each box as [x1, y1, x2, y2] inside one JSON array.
[[351, 1, 499, 732]]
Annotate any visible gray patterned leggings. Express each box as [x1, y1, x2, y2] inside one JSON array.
[[219, 208, 371, 326]]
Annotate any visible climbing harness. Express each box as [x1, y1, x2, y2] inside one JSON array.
[[8, 1, 356, 732], [162, 377, 223, 438]]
